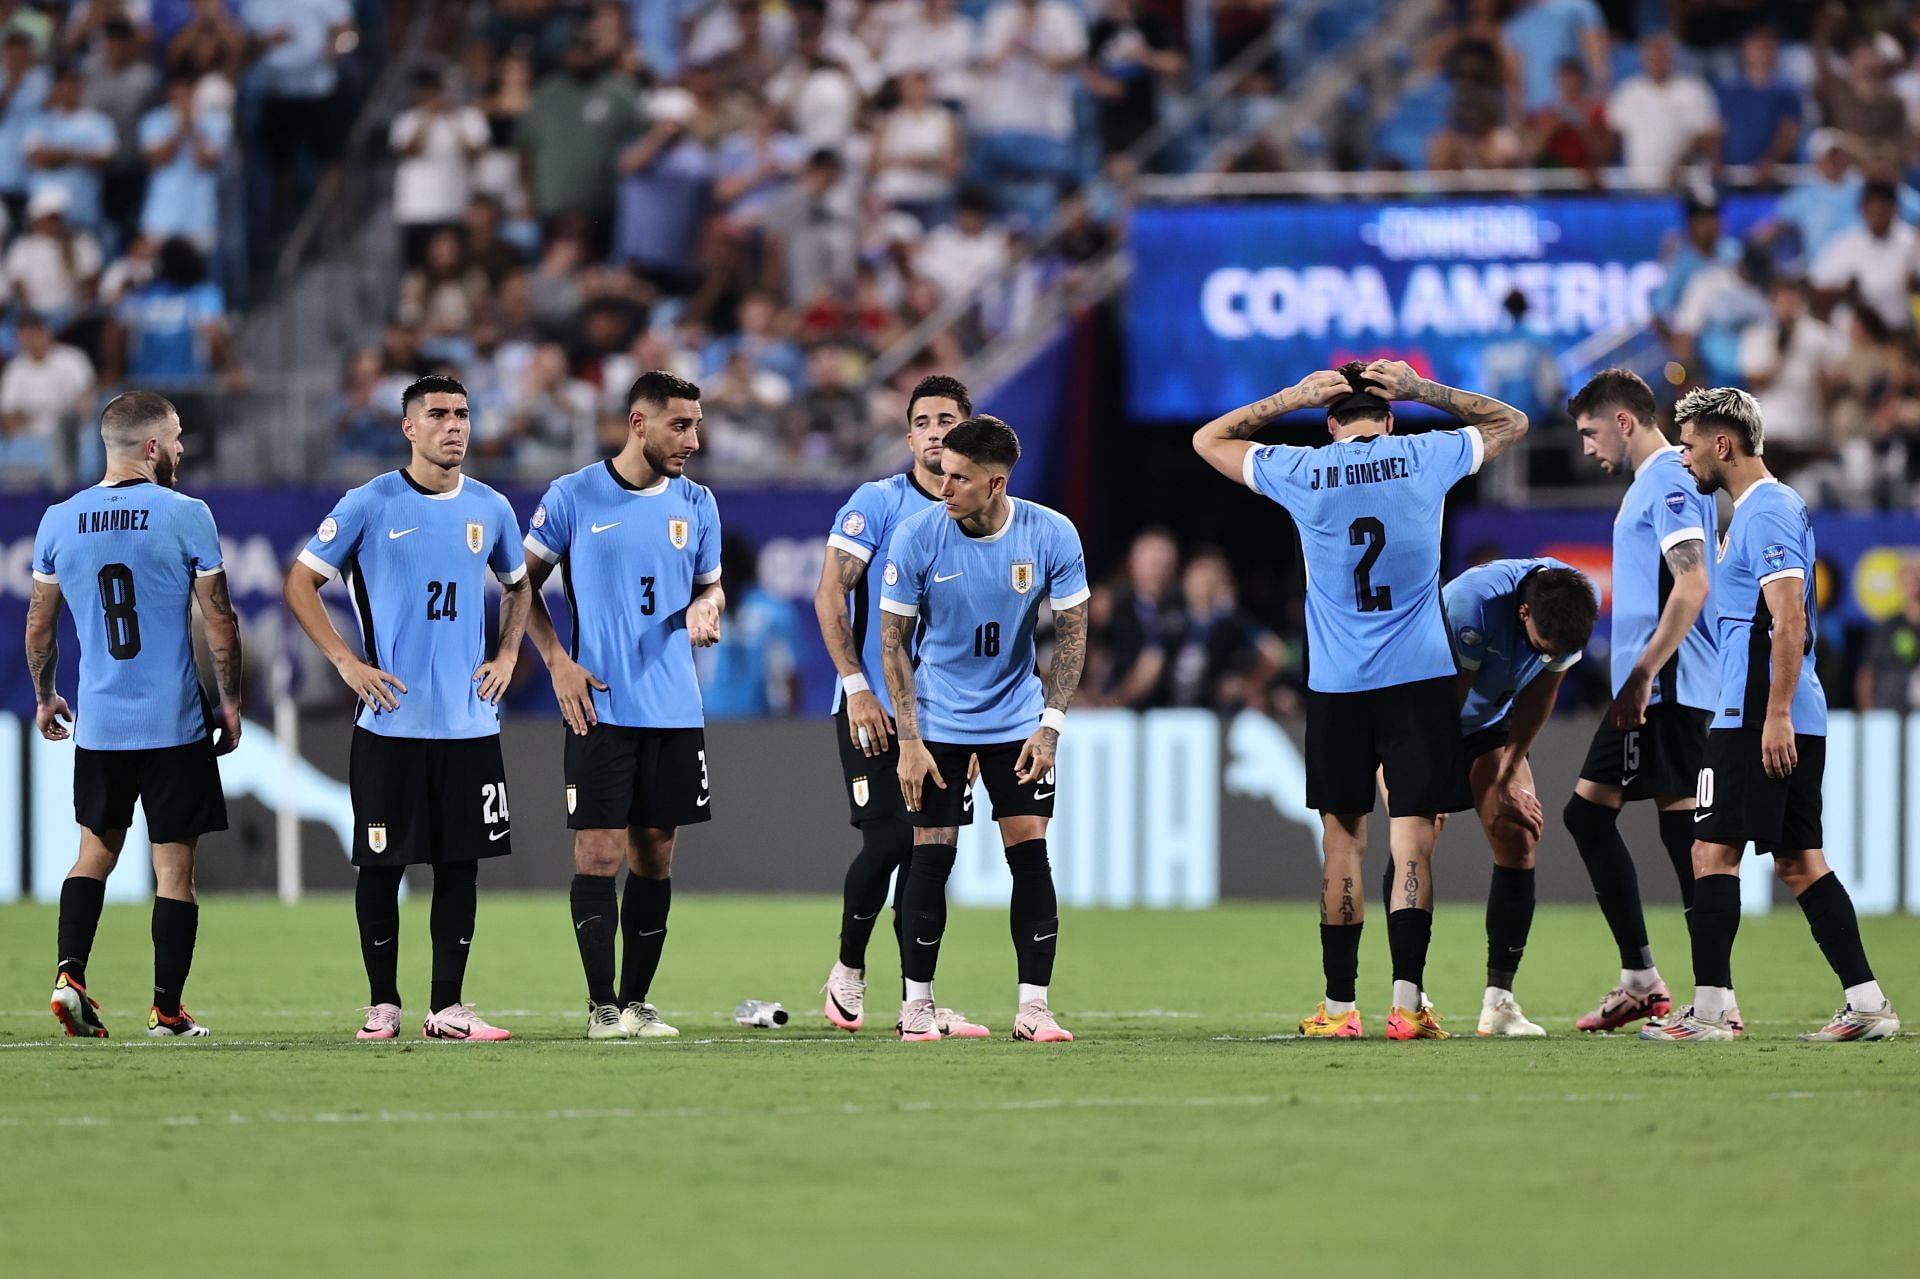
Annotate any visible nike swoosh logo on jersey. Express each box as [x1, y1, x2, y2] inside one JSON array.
[[388, 528, 418, 540], [488, 828, 510, 841], [591, 521, 622, 533], [933, 571, 964, 582]]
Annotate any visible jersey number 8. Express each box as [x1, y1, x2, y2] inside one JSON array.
[[97, 563, 142, 660]]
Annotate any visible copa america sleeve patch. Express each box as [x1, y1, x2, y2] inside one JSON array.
[[1664, 491, 1688, 514], [883, 560, 899, 586], [1763, 543, 1789, 571], [841, 511, 866, 536], [317, 516, 337, 543], [532, 504, 546, 529]]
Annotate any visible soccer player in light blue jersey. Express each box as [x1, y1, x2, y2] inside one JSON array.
[[284, 374, 532, 1043], [814, 374, 993, 1038], [30, 391, 244, 1039], [1565, 369, 1723, 1033], [1195, 359, 1529, 1039], [1645, 387, 1899, 1043], [1440, 558, 1598, 1036], [879, 416, 1090, 1043], [524, 370, 726, 1042]]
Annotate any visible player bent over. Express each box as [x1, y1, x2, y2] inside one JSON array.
[[1645, 388, 1898, 1042], [524, 371, 724, 1041], [1438, 559, 1599, 1036], [285, 375, 530, 1042], [31, 392, 243, 1038], [880, 416, 1090, 1042]]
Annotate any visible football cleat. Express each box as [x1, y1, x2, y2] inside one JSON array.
[[586, 1002, 627, 1040], [356, 1003, 402, 1040], [51, 972, 107, 1038], [1386, 1005, 1450, 1040], [422, 1004, 511, 1041], [1727, 1005, 1745, 1038], [896, 997, 942, 1041], [823, 962, 864, 1032], [1477, 995, 1546, 1038], [1010, 1001, 1073, 1043], [146, 1006, 210, 1037], [1639, 1006, 1736, 1041], [1576, 980, 1672, 1033], [1799, 1004, 1901, 1042], [1299, 1002, 1364, 1038], [936, 1008, 991, 1039], [619, 1002, 678, 1038]]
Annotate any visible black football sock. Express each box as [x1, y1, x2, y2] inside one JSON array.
[[429, 861, 478, 1014], [569, 872, 618, 1007], [839, 817, 911, 970], [891, 859, 910, 999], [619, 874, 672, 1006], [1690, 873, 1741, 990], [1485, 865, 1536, 990], [1320, 923, 1362, 1003], [1004, 839, 1059, 987], [900, 843, 957, 984], [150, 896, 198, 1017], [355, 866, 405, 1007], [1387, 907, 1434, 993], [1564, 794, 1653, 969], [1658, 809, 1699, 911], [1796, 872, 1875, 989], [56, 875, 107, 985]]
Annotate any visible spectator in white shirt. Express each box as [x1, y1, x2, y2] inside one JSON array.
[[767, 20, 862, 150], [0, 310, 95, 483], [871, 69, 963, 227], [1737, 277, 1844, 468], [970, 0, 1086, 195], [2, 187, 104, 333], [882, 0, 976, 106], [1605, 33, 1720, 186], [913, 187, 1009, 304], [390, 67, 489, 268], [1811, 180, 1920, 332]]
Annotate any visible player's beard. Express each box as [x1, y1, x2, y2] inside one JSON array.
[[643, 438, 681, 477], [153, 449, 178, 488]]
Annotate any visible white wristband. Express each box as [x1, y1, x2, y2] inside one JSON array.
[[842, 673, 870, 695], [1040, 708, 1066, 733]]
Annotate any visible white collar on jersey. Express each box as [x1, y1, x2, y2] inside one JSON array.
[[1633, 444, 1679, 477], [964, 497, 1019, 543], [1732, 474, 1780, 509]]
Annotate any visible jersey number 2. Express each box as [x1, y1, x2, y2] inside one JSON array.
[[1349, 518, 1392, 613], [97, 563, 141, 660]]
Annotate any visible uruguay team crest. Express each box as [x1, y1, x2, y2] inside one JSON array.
[[566, 785, 578, 815], [366, 824, 387, 854], [668, 517, 690, 549], [852, 777, 870, 807], [466, 521, 484, 554], [1011, 561, 1035, 594]]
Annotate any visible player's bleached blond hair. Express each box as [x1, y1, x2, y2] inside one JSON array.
[[1673, 385, 1765, 456]]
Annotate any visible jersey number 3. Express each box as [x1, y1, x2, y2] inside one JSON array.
[[1349, 518, 1392, 613]]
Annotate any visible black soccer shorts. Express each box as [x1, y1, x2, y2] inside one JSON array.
[[1579, 702, 1710, 801], [1690, 728, 1826, 853], [349, 729, 513, 866], [73, 739, 227, 844], [905, 739, 1055, 829], [834, 705, 905, 827], [1306, 676, 1462, 817], [564, 723, 712, 830]]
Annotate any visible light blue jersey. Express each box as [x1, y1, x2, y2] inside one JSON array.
[[34, 481, 223, 750], [1712, 478, 1826, 735], [1611, 446, 1718, 709], [825, 470, 941, 716], [1244, 428, 1484, 693], [1446, 557, 1587, 734], [298, 471, 525, 740], [525, 460, 722, 729], [879, 499, 1090, 745]]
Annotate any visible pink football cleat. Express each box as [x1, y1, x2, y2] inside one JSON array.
[[936, 1008, 991, 1039], [823, 962, 864, 1032], [896, 997, 942, 1041], [357, 1003, 402, 1040], [1576, 980, 1671, 1033], [1010, 1001, 1073, 1043], [421, 1004, 512, 1041]]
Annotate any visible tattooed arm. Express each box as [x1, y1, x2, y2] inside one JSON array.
[[193, 569, 245, 755], [25, 578, 72, 741], [885, 609, 944, 813], [1192, 369, 1353, 482], [815, 544, 892, 757], [1016, 601, 1088, 784], [1360, 360, 1531, 461], [1609, 536, 1709, 730]]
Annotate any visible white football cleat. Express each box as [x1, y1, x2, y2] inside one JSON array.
[[620, 1002, 679, 1038], [823, 961, 864, 1032], [586, 1002, 627, 1040], [1477, 993, 1546, 1038], [1800, 1004, 1900, 1042]]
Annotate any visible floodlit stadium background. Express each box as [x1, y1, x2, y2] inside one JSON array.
[[3, 0, 1920, 917]]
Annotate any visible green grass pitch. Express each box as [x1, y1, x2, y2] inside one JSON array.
[[2, 894, 1916, 1276]]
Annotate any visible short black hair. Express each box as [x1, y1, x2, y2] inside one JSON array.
[[1566, 368, 1656, 426], [628, 369, 701, 411], [1523, 567, 1600, 657], [99, 390, 178, 449], [1863, 178, 1898, 206], [1328, 360, 1390, 425], [941, 415, 1021, 469], [157, 236, 207, 287], [907, 374, 971, 424], [402, 373, 468, 417]]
